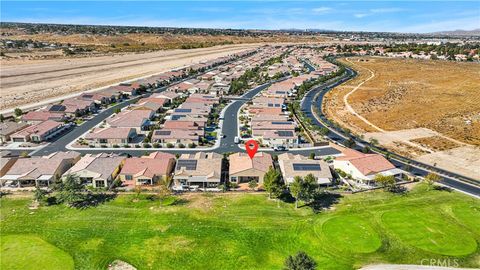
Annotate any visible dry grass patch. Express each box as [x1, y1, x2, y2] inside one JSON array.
[[410, 136, 461, 151], [325, 57, 480, 146]]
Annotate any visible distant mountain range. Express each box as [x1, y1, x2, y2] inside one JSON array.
[[429, 29, 480, 36]]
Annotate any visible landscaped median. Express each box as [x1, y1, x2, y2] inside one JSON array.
[[1, 183, 479, 270]]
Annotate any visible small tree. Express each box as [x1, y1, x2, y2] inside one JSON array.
[[369, 138, 379, 146], [157, 177, 172, 205], [301, 174, 318, 203], [33, 187, 48, 205], [14, 108, 23, 117], [318, 127, 329, 136], [263, 167, 283, 199], [309, 152, 315, 160], [0, 114, 4, 122], [374, 174, 396, 191], [248, 180, 258, 191], [290, 176, 303, 208], [284, 251, 317, 270], [114, 108, 121, 114], [20, 151, 29, 158], [344, 138, 356, 148], [55, 174, 85, 205], [424, 172, 441, 189]]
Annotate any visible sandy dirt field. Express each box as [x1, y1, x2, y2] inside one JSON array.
[[0, 44, 259, 111], [324, 57, 480, 180]]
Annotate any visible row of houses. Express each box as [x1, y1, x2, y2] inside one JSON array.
[[240, 49, 340, 147], [0, 148, 403, 190], [81, 47, 292, 148], [78, 48, 275, 147], [151, 94, 220, 146]]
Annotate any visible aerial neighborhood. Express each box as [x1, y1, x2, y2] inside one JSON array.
[[0, 45, 415, 193], [1, 5, 479, 270]]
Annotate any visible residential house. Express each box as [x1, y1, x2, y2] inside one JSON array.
[[278, 153, 333, 185], [229, 152, 273, 184], [119, 152, 176, 187], [112, 83, 139, 96], [0, 122, 28, 144], [151, 91, 180, 103], [21, 111, 67, 124], [85, 127, 137, 146], [10, 120, 70, 143], [151, 129, 200, 146], [0, 151, 80, 187], [62, 98, 96, 116], [63, 153, 125, 188], [106, 109, 154, 133], [173, 152, 223, 189], [333, 149, 403, 184]]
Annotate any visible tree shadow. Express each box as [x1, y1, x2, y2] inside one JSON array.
[[70, 193, 117, 209], [0, 190, 11, 198], [279, 192, 295, 204], [390, 185, 408, 194], [433, 185, 453, 192], [169, 198, 189, 206], [306, 193, 342, 213]]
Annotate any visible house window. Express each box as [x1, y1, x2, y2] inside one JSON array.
[[95, 180, 105, 188], [125, 175, 133, 180], [230, 176, 237, 182]]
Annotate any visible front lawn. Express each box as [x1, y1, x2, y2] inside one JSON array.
[[1, 184, 479, 270]]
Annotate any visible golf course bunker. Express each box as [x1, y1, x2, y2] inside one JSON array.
[[382, 209, 477, 256], [322, 215, 382, 253], [1, 235, 74, 270]]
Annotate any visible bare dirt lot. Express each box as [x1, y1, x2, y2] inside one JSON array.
[[0, 44, 258, 111], [324, 57, 480, 179]]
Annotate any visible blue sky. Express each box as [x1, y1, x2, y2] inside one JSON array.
[[1, 1, 479, 33]]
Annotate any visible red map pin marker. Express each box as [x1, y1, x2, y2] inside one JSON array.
[[245, 139, 259, 159]]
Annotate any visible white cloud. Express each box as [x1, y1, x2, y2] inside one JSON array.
[[354, 13, 369, 18], [354, 7, 406, 19], [370, 8, 406, 13], [312, 7, 332, 14]]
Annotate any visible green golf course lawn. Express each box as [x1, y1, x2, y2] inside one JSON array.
[[1, 184, 479, 270]]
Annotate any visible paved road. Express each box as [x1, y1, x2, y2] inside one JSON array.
[[300, 65, 480, 197], [218, 82, 270, 152]]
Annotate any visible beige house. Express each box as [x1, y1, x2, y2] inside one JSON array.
[[277, 153, 333, 186], [229, 152, 273, 184], [0, 122, 28, 144], [63, 153, 125, 188], [84, 127, 137, 146], [119, 152, 176, 187], [0, 151, 81, 187], [173, 152, 222, 189]]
